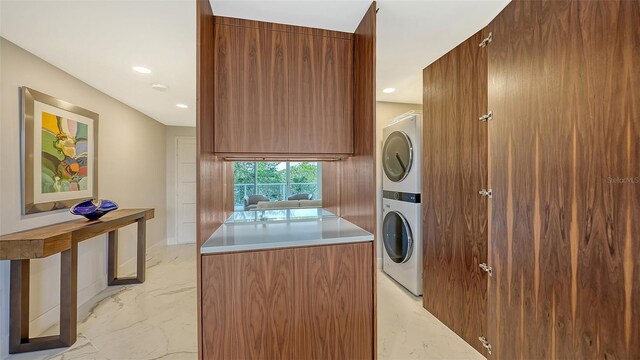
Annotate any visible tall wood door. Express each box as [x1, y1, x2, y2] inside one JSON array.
[[214, 23, 289, 153], [486, 1, 640, 359], [294, 243, 374, 359], [422, 29, 489, 355], [201, 249, 295, 359], [288, 33, 354, 154]]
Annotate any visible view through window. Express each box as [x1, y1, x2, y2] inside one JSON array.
[[233, 162, 322, 210]]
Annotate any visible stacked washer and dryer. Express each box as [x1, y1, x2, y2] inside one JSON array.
[[381, 112, 423, 296]]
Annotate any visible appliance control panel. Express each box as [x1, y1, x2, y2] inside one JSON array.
[[383, 190, 421, 203]]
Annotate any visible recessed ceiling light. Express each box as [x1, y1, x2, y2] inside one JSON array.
[[176, 104, 188, 109], [132, 66, 152, 74], [151, 83, 168, 91], [382, 87, 396, 94]]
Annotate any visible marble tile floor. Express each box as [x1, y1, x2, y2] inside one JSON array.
[[377, 271, 484, 360], [7, 244, 483, 360], [7, 245, 198, 360]]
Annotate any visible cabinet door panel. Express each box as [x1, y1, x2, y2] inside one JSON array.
[[487, 1, 640, 359], [294, 243, 373, 359], [289, 34, 353, 154], [214, 24, 289, 153], [201, 250, 295, 359], [422, 29, 488, 355]]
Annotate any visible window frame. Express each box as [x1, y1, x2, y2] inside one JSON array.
[[234, 161, 322, 206]]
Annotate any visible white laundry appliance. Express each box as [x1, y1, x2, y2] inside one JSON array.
[[382, 193, 422, 296], [381, 112, 423, 296], [382, 112, 421, 194]]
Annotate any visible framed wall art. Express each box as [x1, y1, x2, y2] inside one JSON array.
[[21, 87, 99, 214]]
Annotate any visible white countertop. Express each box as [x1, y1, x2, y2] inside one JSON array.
[[201, 210, 373, 254]]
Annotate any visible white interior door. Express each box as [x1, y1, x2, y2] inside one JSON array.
[[176, 137, 196, 244]]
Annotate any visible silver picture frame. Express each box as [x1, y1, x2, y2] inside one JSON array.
[[21, 87, 99, 215]]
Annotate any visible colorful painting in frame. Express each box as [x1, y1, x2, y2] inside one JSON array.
[[21, 87, 99, 214]]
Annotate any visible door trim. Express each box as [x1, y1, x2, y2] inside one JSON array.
[[174, 136, 197, 245]]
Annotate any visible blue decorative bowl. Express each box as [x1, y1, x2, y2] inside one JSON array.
[[70, 199, 118, 221]]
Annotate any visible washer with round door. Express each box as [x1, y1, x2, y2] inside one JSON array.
[[382, 113, 421, 194], [382, 191, 422, 296]]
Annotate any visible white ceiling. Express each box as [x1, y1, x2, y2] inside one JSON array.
[[376, 0, 509, 104], [1, 0, 509, 128], [0, 0, 196, 126], [210, 1, 373, 33]]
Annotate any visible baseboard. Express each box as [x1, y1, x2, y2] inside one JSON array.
[[377, 257, 383, 269], [117, 240, 164, 276], [79, 276, 108, 306], [28, 274, 106, 336]]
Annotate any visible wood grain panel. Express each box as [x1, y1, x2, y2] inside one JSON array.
[[294, 243, 373, 359], [487, 1, 640, 359], [196, 1, 230, 358], [196, 0, 225, 248], [340, 2, 376, 235], [338, 5, 377, 357], [321, 161, 342, 216], [215, 16, 354, 40], [214, 22, 289, 153], [288, 33, 353, 154], [201, 250, 295, 360], [422, 29, 488, 356]]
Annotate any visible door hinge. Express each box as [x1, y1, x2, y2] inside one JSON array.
[[479, 111, 493, 122], [479, 189, 492, 198], [479, 336, 493, 354], [479, 263, 493, 276], [479, 32, 493, 48]]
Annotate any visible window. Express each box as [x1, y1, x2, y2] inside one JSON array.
[[233, 162, 322, 209]]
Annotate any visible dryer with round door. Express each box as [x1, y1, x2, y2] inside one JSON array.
[[382, 191, 422, 296], [382, 113, 422, 193]]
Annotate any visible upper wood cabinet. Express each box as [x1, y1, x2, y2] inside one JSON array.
[[214, 23, 290, 154], [288, 33, 353, 154], [213, 18, 354, 157]]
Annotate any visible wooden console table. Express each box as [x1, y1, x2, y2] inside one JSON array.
[[0, 208, 154, 354]]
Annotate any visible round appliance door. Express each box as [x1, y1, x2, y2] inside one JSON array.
[[382, 131, 413, 182], [382, 210, 414, 264]]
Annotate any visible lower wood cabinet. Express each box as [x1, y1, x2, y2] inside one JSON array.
[[201, 242, 374, 360], [294, 243, 373, 359], [201, 249, 295, 359]]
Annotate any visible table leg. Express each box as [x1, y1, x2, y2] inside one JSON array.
[[8, 246, 78, 353], [9, 259, 29, 352], [60, 243, 78, 345], [107, 218, 146, 285], [136, 218, 146, 283], [107, 230, 118, 284]]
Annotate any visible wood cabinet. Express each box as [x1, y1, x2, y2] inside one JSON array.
[[421, 1, 640, 359], [288, 33, 353, 154], [201, 249, 295, 359], [213, 18, 354, 157], [294, 243, 373, 359], [422, 29, 488, 356], [214, 23, 290, 153], [201, 243, 374, 360], [485, 1, 640, 359]]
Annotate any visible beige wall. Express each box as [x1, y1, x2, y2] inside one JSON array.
[[0, 38, 167, 358], [376, 101, 422, 267], [166, 126, 196, 245]]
